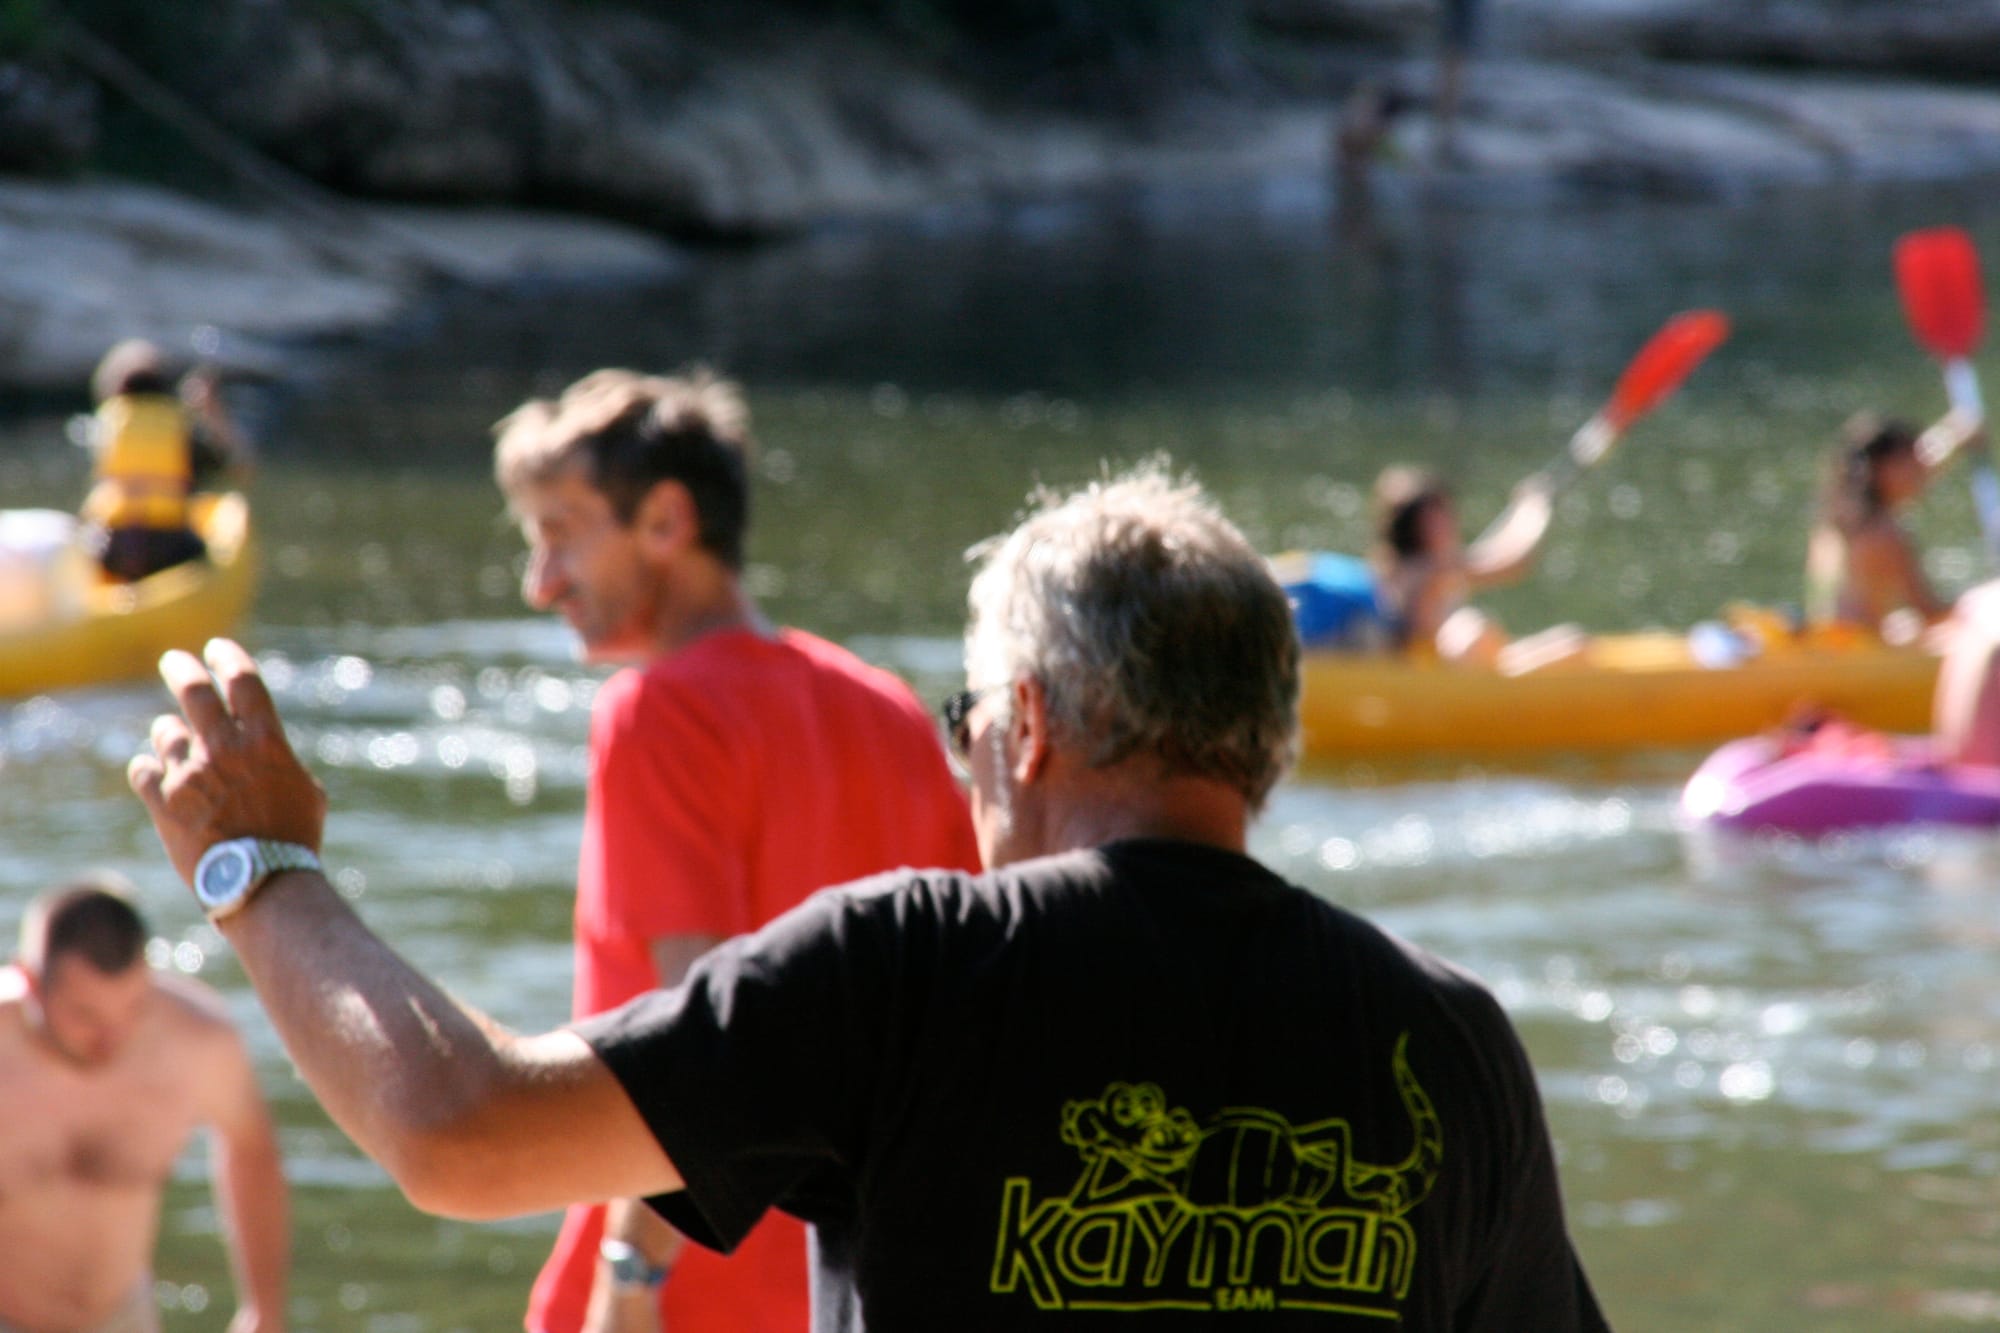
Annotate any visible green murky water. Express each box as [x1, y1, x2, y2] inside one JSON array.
[[7, 173, 2000, 1330]]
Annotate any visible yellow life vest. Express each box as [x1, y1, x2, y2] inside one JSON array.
[[84, 393, 193, 531]]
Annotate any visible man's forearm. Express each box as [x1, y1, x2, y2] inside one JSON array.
[[219, 870, 550, 1216], [129, 639, 679, 1219], [218, 871, 680, 1217], [214, 1121, 290, 1329], [228, 873, 494, 1127], [605, 1196, 688, 1272], [583, 1199, 687, 1333], [575, 931, 717, 1329]]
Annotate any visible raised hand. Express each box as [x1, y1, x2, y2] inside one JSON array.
[[128, 638, 327, 886]]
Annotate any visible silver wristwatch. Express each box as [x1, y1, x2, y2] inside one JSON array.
[[599, 1238, 670, 1290], [192, 837, 321, 921]]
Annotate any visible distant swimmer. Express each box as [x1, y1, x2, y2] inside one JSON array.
[[0, 876, 290, 1333], [1433, 0, 1483, 166]]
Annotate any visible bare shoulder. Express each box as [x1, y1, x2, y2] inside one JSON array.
[[146, 974, 266, 1124], [1861, 512, 1911, 542], [144, 974, 278, 1137], [0, 967, 28, 1051], [1845, 517, 1912, 566], [149, 969, 248, 1051]]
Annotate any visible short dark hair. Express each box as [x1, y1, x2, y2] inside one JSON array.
[[1822, 411, 1919, 529], [494, 368, 754, 571], [22, 877, 149, 976], [92, 338, 174, 402], [1372, 465, 1451, 561]]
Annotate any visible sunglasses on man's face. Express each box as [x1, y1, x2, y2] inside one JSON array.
[[940, 686, 1000, 773]]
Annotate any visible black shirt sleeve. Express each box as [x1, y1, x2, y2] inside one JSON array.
[[1440, 974, 1614, 1332], [572, 872, 928, 1253]]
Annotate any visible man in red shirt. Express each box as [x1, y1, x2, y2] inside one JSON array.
[[494, 368, 980, 1333]]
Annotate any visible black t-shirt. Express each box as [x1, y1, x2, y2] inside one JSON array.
[[577, 839, 1611, 1331]]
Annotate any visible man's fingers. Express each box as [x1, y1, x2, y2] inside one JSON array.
[[141, 713, 216, 822], [150, 712, 194, 765], [126, 751, 208, 886], [160, 638, 281, 746], [139, 638, 326, 863], [160, 648, 232, 736], [127, 752, 166, 807], [204, 638, 283, 742]]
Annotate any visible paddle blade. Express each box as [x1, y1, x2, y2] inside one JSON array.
[[1603, 310, 1732, 432], [1895, 226, 1985, 361]]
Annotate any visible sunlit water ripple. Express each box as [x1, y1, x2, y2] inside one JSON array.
[[10, 176, 2000, 1329]]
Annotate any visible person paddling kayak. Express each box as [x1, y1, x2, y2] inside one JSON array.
[[1370, 465, 1584, 672], [1805, 406, 1986, 638]]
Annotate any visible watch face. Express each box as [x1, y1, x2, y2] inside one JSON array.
[[198, 844, 253, 907]]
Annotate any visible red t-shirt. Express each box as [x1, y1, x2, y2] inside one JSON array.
[[527, 627, 980, 1333]]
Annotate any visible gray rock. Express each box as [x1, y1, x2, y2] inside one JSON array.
[[1547, 0, 2000, 79], [0, 59, 97, 174], [32, 0, 2000, 238], [11, 0, 2000, 393], [0, 178, 680, 394]]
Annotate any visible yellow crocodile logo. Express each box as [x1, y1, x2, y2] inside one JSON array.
[[991, 1034, 1442, 1318]]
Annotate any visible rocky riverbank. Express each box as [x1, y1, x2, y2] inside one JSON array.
[[0, 180, 683, 395], [4, 0, 2000, 397]]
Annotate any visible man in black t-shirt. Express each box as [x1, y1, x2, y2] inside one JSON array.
[[127, 462, 1612, 1331], [584, 841, 1603, 1328]]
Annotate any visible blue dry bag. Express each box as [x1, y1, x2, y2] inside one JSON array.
[[1273, 551, 1391, 652]]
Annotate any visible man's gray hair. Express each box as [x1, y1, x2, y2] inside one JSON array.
[[965, 460, 1300, 809]]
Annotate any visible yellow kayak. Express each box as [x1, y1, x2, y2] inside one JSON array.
[[0, 493, 257, 699], [1300, 620, 1939, 760]]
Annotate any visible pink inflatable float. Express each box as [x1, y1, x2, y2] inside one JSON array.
[[1682, 726, 2000, 835]]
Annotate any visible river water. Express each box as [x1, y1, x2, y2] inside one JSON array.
[[7, 173, 2000, 1330]]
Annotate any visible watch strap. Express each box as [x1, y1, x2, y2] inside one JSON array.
[[598, 1237, 670, 1290], [252, 839, 321, 878], [195, 837, 321, 921]]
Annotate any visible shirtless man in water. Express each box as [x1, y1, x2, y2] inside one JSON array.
[[0, 877, 289, 1333]]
